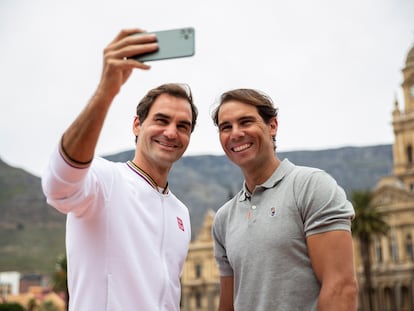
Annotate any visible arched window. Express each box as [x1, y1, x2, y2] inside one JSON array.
[[407, 144, 413, 164], [195, 263, 202, 279], [195, 291, 202, 309], [384, 287, 393, 311], [401, 286, 410, 311], [389, 233, 399, 262], [375, 237, 383, 263], [405, 233, 413, 260]]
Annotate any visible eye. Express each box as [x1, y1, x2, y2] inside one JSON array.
[[155, 117, 168, 125], [219, 124, 231, 132], [177, 123, 191, 133], [240, 119, 253, 126]]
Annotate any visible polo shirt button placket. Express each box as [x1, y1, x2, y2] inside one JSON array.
[[250, 204, 257, 223]]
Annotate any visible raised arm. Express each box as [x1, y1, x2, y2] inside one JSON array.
[[60, 28, 158, 167]]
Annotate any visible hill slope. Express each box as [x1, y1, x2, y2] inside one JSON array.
[[106, 144, 393, 237], [0, 144, 393, 273], [0, 158, 66, 273]]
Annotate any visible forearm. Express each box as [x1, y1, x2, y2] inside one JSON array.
[[61, 92, 113, 167], [218, 276, 234, 311], [59, 28, 157, 166]]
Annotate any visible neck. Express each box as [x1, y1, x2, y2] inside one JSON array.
[[243, 156, 281, 192]]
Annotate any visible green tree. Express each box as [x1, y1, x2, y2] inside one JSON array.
[[27, 298, 37, 311], [52, 254, 68, 311], [38, 301, 59, 311], [351, 190, 389, 311], [0, 303, 25, 311]]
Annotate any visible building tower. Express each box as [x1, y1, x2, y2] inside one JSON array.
[[364, 43, 414, 311], [393, 45, 414, 189], [180, 210, 220, 311]]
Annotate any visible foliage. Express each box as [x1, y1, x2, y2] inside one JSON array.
[[351, 190, 389, 238], [351, 189, 389, 311], [0, 303, 25, 311], [38, 301, 59, 311], [52, 254, 67, 292], [52, 254, 68, 311], [27, 298, 37, 311]]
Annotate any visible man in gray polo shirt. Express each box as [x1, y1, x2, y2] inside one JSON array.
[[211, 88, 358, 311]]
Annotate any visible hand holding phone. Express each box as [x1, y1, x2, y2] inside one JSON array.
[[130, 27, 195, 62]]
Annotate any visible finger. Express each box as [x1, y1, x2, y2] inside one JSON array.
[[105, 42, 158, 61], [124, 42, 159, 59], [108, 28, 146, 45], [123, 58, 151, 70], [107, 57, 151, 70], [107, 33, 157, 55]]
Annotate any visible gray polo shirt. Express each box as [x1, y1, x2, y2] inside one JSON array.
[[213, 159, 354, 311]]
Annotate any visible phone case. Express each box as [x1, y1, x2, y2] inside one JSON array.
[[133, 27, 195, 62]]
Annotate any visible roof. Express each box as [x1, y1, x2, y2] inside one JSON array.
[[406, 44, 414, 66]]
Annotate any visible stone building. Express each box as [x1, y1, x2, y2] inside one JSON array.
[[181, 209, 220, 311], [355, 43, 414, 311]]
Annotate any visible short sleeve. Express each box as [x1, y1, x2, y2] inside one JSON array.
[[212, 208, 234, 277], [293, 169, 355, 237]]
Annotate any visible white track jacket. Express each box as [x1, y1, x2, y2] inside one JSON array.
[[42, 148, 191, 311]]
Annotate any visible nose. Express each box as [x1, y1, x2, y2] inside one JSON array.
[[163, 124, 178, 139], [229, 125, 245, 140]]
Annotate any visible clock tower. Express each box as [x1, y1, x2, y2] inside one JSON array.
[[392, 43, 414, 188], [360, 43, 414, 311], [402, 44, 414, 111]]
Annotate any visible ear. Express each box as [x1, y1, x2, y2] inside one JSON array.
[[269, 117, 278, 136], [133, 116, 141, 136]]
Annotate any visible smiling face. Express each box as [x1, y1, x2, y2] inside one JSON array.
[[217, 100, 278, 171], [133, 93, 193, 173]]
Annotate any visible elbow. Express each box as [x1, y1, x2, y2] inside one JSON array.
[[343, 277, 359, 309], [320, 277, 359, 310]]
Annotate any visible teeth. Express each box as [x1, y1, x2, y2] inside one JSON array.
[[159, 141, 175, 148], [233, 143, 251, 152]]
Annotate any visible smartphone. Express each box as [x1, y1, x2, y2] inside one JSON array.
[[131, 27, 195, 62]]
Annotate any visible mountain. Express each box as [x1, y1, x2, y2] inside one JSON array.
[[0, 158, 66, 274], [0, 144, 393, 274], [102, 144, 394, 239], [0, 159, 65, 226]]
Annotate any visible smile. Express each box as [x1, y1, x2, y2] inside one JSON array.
[[156, 140, 178, 148], [232, 143, 252, 152]]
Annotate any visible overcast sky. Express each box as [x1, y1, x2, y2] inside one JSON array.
[[1, 0, 414, 176]]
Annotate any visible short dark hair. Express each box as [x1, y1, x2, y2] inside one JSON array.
[[136, 83, 198, 132], [211, 88, 278, 126]]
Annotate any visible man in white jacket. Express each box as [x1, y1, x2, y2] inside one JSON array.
[[42, 28, 198, 311]]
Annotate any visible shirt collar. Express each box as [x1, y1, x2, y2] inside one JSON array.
[[126, 161, 169, 194], [238, 159, 295, 201]]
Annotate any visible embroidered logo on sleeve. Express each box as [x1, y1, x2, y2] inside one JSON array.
[[177, 217, 185, 231]]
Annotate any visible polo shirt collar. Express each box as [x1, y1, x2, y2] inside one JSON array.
[[238, 159, 295, 201]]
